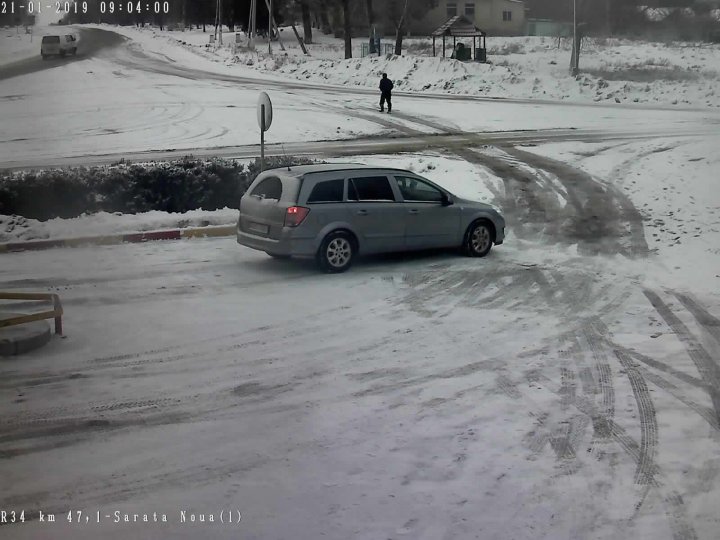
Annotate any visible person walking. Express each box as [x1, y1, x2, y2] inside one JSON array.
[[379, 73, 393, 113]]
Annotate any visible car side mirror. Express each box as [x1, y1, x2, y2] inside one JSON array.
[[441, 193, 454, 206]]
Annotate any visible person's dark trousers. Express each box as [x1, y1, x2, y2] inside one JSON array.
[[380, 92, 392, 112]]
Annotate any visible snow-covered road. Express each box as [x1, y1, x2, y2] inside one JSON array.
[[1, 227, 719, 539]]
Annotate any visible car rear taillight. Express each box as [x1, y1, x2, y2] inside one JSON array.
[[284, 206, 310, 227]]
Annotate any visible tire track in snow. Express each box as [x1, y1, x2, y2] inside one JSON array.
[[633, 365, 720, 434], [674, 292, 720, 344], [619, 347, 708, 391], [548, 279, 696, 538], [571, 388, 698, 540], [614, 349, 659, 485], [643, 289, 720, 424], [379, 107, 651, 258]]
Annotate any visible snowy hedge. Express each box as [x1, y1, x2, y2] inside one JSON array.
[[0, 156, 314, 220]]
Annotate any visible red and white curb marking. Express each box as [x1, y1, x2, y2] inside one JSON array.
[[0, 225, 236, 254]]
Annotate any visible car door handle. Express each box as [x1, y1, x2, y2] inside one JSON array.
[[356, 209, 368, 216], [408, 209, 419, 214]]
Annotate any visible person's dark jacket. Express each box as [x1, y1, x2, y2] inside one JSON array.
[[379, 78, 394, 94]]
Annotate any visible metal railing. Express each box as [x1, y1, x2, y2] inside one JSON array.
[[0, 292, 64, 335]]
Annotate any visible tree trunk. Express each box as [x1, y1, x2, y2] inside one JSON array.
[[393, 0, 409, 55], [365, 0, 374, 26], [342, 0, 352, 58], [394, 26, 403, 55], [318, 0, 332, 34], [301, 0, 312, 44]]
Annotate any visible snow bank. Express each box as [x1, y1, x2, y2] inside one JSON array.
[[0, 208, 238, 243]]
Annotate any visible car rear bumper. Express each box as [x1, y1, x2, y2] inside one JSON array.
[[236, 228, 316, 257]]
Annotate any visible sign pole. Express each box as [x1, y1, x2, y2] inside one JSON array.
[[261, 104, 265, 172], [257, 92, 272, 173]]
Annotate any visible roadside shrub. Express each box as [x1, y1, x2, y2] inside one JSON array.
[[0, 155, 315, 220]]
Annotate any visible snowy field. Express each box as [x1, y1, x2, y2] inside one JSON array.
[[2, 21, 720, 540], [0, 26, 54, 66], [102, 24, 720, 108]]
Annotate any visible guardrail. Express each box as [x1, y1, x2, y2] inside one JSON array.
[[0, 292, 64, 335]]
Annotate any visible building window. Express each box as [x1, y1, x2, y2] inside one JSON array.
[[465, 2, 475, 17], [502, 10, 512, 21], [447, 2, 457, 17]]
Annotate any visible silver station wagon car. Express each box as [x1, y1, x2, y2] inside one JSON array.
[[237, 164, 505, 273]]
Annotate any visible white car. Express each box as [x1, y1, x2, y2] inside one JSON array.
[[41, 34, 77, 59]]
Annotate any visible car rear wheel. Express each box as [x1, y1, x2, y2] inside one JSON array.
[[317, 231, 355, 273], [464, 220, 494, 258], [41, 53, 47, 60]]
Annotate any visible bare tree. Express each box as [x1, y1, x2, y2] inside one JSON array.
[[317, 0, 332, 33], [389, 0, 410, 55], [386, 0, 435, 55], [341, 0, 352, 58], [300, 0, 313, 43]]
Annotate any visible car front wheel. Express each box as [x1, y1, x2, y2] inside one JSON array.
[[464, 220, 494, 257], [317, 231, 355, 273]]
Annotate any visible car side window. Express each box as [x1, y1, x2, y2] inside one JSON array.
[[307, 179, 344, 203], [395, 176, 444, 203], [348, 176, 395, 202], [250, 177, 282, 200]]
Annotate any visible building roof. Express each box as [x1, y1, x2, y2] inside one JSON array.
[[431, 15, 486, 37]]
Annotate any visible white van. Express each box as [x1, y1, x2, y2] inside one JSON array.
[[41, 34, 77, 59]]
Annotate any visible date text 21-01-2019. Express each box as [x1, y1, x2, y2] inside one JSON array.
[[0, 1, 170, 14]]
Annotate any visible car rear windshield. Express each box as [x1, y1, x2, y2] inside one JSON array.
[[42, 36, 60, 43], [250, 177, 283, 200]]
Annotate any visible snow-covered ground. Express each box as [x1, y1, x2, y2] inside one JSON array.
[[0, 208, 238, 243], [0, 26, 45, 65], [520, 137, 720, 295], [2, 25, 718, 168], [2, 21, 720, 540], [2, 211, 719, 539], [103, 24, 720, 108]]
